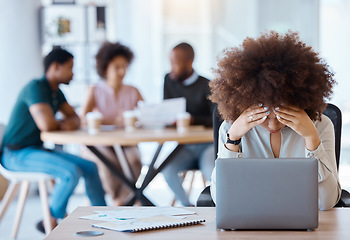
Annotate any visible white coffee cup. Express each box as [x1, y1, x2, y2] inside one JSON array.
[[86, 112, 102, 135], [176, 112, 191, 133], [123, 110, 137, 132]]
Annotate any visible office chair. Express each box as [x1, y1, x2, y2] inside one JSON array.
[[196, 104, 350, 207], [325, 104, 350, 207], [0, 124, 53, 238], [196, 105, 221, 207]]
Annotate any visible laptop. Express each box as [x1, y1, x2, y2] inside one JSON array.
[[216, 158, 318, 230]]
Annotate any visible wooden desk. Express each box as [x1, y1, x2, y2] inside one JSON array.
[[46, 207, 350, 239], [41, 127, 213, 206], [41, 126, 213, 146]]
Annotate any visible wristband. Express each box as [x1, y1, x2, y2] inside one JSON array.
[[226, 133, 241, 145]]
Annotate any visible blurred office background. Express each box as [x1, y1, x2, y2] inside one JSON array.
[[0, 1, 350, 238], [1, 0, 350, 191], [2, 0, 349, 170]]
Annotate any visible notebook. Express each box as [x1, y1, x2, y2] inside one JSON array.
[[216, 158, 318, 230], [92, 215, 205, 232]]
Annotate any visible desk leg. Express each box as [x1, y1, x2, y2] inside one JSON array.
[[87, 146, 155, 206], [123, 195, 136, 206], [86, 146, 135, 191], [124, 192, 154, 206], [113, 145, 135, 182], [139, 144, 164, 191], [122, 144, 164, 206], [139, 144, 184, 192]]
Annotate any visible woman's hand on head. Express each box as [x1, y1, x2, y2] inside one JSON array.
[[228, 105, 270, 141], [274, 106, 320, 151]]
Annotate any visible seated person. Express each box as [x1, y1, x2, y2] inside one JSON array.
[[81, 42, 142, 206], [162, 42, 215, 206], [1, 48, 106, 232], [209, 31, 341, 210]]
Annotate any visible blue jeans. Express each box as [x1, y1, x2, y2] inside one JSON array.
[[162, 143, 214, 206], [2, 146, 106, 219]]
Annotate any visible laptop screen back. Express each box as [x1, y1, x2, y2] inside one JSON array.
[[216, 158, 318, 230]]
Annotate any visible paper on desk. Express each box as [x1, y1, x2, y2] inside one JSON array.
[[79, 214, 128, 222], [95, 207, 195, 219], [80, 207, 195, 222], [135, 98, 186, 127]]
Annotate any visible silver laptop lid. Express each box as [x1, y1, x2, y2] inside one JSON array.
[[216, 158, 318, 230]]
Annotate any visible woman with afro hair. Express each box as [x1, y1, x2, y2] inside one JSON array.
[[209, 31, 341, 210]]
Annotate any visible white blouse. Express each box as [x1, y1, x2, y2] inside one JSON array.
[[210, 114, 341, 210]]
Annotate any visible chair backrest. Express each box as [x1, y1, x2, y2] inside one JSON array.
[[195, 106, 222, 206], [213, 105, 223, 159], [322, 103, 342, 170]]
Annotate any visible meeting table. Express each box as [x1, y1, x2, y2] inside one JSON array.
[[45, 206, 350, 239], [41, 126, 213, 206]]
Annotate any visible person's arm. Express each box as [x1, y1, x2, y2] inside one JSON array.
[[80, 85, 96, 126], [210, 121, 239, 204], [210, 121, 246, 204], [225, 105, 269, 153], [29, 101, 79, 132], [275, 106, 341, 210], [29, 103, 60, 131], [59, 102, 80, 131], [307, 117, 341, 210]]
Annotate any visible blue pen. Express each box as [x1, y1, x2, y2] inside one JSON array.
[[116, 217, 133, 220]]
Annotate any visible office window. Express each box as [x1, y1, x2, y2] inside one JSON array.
[[320, 0, 350, 190]]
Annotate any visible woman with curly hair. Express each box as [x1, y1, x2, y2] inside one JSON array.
[[81, 41, 143, 205], [209, 31, 341, 210]]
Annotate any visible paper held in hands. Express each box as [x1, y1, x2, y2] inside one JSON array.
[[135, 97, 186, 128], [80, 207, 205, 233]]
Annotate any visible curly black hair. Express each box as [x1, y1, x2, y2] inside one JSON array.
[[44, 47, 73, 73], [95, 41, 134, 79], [209, 31, 336, 122]]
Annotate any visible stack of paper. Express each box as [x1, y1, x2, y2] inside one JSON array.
[[80, 207, 205, 232], [134, 98, 186, 128]]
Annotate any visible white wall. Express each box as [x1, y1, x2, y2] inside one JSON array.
[[320, 0, 350, 113], [0, 0, 43, 124], [113, 0, 164, 103], [257, 0, 319, 49], [212, 0, 319, 55]]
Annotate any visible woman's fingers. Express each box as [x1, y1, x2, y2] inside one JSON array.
[[229, 105, 269, 140], [273, 106, 299, 116], [274, 110, 295, 123], [247, 111, 270, 123], [245, 105, 270, 117], [273, 106, 300, 123], [255, 115, 267, 125], [275, 114, 291, 125]]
